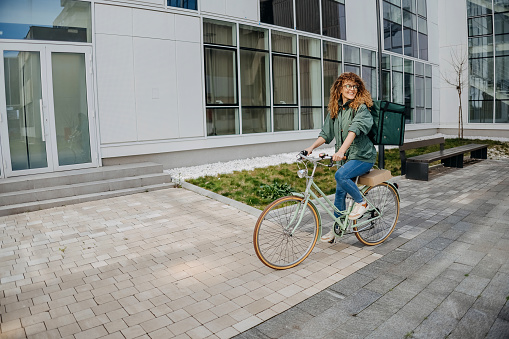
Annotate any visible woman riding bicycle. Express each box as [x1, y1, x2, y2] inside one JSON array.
[[304, 72, 376, 243]]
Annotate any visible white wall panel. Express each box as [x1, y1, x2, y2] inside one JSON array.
[[174, 15, 201, 43], [95, 4, 132, 36], [95, 34, 137, 143], [176, 42, 205, 138], [133, 38, 179, 141], [201, 0, 226, 15], [225, 0, 258, 21], [345, 0, 377, 49], [428, 22, 439, 64], [133, 8, 175, 40]]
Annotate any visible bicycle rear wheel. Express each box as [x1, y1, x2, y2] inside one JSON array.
[[354, 182, 399, 246], [253, 196, 320, 270]]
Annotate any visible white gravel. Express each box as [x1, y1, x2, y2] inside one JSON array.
[[166, 133, 509, 180]]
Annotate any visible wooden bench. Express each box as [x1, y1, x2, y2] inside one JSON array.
[[399, 137, 488, 181]]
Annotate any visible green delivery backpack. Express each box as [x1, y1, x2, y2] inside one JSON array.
[[366, 100, 406, 146]]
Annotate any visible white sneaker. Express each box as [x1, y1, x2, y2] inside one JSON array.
[[320, 229, 335, 243], [348, 201, 368, 220]]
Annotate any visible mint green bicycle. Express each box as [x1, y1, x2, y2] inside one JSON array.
[[253, 152, 400, 270]]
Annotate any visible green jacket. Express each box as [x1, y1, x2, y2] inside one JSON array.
[[318, 101, 377, 164]]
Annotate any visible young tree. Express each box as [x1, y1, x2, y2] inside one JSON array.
[[441, 48, 467, 139]]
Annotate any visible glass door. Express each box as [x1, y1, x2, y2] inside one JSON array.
[[46, 45, 96, 169], [0, 46, 52, 176], [0, 44, 97, 178]]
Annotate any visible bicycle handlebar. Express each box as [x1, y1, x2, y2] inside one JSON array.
[[298, 151, 346, 167]]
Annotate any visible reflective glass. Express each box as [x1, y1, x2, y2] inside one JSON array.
[[392, 71, 404, 104], [467, 0, 492, 16], [415, 62, 424, 76], [52, 53, 91, 166], [425, 77, 432, 108], [495, 12, 509, 34], [168, 0, 197, 10], [495, 34, 509, 56], [415, 76, 424, 108], [495, 100, 509, 122], [418, 16, 427, 34], [362, 66, 377, 97], [494, 0, 509, 12], [362, 50, 376, 67], [415, 108, 425, 123], [0, 0, 91, 42], [419, 33, 428, 60], [323, 60, 342, 106], [403, 10, 416, 29], [274, 107, 298, 131], [495, 56, 509, 100], [469, 100, 493, 122], [323, 41, 342, 61], [425, 108, 432, 123], [242, 108, 271, 133], [383, 2, 402, 24], [404, 72, 414, 122], [404, 28, 418, 57], [206, 108, 239, 135], [205, 48, 238, 105], [300, 58, 322, 106], [240, 50, 269, 106], [240, 25, 268, 50], [299, 36, 321, 58], [382, 54, 391, 70], [469, 58, 494, 99], [260, 0, 294, 28], [417, 0, 427, 17], [469, 36, 494, 58], [272, 31, 296, 54], [301, 107, 322, 130], [468, 16, 493, 37], [391, 22, 403, 53], [425, 64, 432, 77], [402, 0, 415, 12], [273, 55, 297, 105], [296, 0, 320, 34], [392, 56, 404, 72], [344, 45, 360, 64], [344, 64, 360, 75], [382, 70, 391, 101], [322, 0, 346, 40], [203, 19, 236, 47], [3, 51, 48, 170]]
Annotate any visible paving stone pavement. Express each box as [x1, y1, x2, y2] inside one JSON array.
[[1, 159, 508, 339], [235, 159, 509, 339]]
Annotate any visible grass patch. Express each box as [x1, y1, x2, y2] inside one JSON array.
[[188, 139, 508, 210]]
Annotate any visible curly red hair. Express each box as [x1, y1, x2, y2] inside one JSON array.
[[328, 72, 373, 119]]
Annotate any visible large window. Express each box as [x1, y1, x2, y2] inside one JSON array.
[[272, 31, 298, 131], [0, 0, 92, 42], [240, 25, 271, 134], [383, 0, 428, 60], [260, 0, 346, 39], [468, 0, 509, 123], [260, 0, 294, 28], [322, 0, 346, 40], [323, 41, 342, 115], [299, 37, 322, 130], [204, 20, 239, 136]]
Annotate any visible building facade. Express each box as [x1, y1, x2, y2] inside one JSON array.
[[0, 0, 507, 179]]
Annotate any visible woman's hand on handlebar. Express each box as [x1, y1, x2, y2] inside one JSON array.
[[332, 151, 346, 162], [303, 147, 314, 156]]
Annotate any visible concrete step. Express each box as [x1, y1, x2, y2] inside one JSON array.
[[0, 183, 175, 217], [0, 162, 163, 193], [0, 172, 173, 206], [0, 162, 176, 216]]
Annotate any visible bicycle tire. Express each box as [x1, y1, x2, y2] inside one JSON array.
[[354, 182, 400, 246], [253, 196, 320, 270]]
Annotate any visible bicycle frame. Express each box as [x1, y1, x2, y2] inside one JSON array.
[[288, 157, 383, 237]]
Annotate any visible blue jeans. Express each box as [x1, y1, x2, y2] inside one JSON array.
[[334, 160, 374, 218]]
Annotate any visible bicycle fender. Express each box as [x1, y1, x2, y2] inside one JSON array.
[[290, 193, 322, 227], [384, 181, 401, 202]]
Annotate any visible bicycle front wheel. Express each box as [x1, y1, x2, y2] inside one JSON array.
[[354, 182, 400, 246], [253, 196, 320, 270]]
